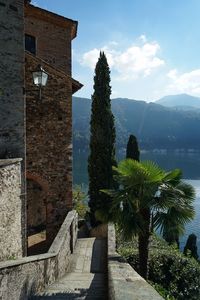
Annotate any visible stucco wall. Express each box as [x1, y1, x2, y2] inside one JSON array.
[[0, 210, 78, 300], [0, 159, 22, 261]]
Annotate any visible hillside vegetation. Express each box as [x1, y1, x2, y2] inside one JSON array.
[[73, 96, 200, 151], [118, 234, 200, 300]]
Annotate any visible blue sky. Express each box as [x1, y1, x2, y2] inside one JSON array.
[[33, 0, 200, 101]]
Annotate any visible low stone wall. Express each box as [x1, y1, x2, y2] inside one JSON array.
[[107, 224, 164, 300], [0, 159, 22, 261], [0, 210, 78, 300]]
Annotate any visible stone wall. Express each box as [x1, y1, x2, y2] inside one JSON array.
[[107, 224, 164, 300], [25, 52, 73, 244], [24, 4, 74, 75], [0, 0, 26, 254], [0, 159, 22, 261], [27, 178, 46, 234], [0, 210, 78, 300]]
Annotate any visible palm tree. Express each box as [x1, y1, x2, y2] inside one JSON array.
[[102, 159, 195, 279]]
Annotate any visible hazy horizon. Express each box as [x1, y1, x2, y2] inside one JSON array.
[[74, 93, 200, 104]]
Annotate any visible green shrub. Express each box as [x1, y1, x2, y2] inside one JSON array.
[[73, 185, 88, 218], [118, 234, 200, 300], [149, 249, 200, 299], [149, 282, 176, 300]]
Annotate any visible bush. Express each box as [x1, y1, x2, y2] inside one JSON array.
[[73, 185, 88, 219], [149, 249, 200, 299], [118, 234, 200, 300], [149, 282, 176, 300]]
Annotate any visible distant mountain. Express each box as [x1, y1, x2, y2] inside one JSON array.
[[73, 96, 200, 151], [155, 94, 200, 109]]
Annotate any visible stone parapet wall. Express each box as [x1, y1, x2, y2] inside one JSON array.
[[107, 224, 164, 300], [0, 210, 78, 300], [0, 159, 22, 261]]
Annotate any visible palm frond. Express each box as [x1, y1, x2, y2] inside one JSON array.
[[141, 160, 166, 183], [163, 168, 182, 186], [100, 158, 195, 246]]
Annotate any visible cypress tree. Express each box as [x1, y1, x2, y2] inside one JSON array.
[[184, 233, 198, 260], [126, 134, 140, 161], [88, 52, 116, 226]]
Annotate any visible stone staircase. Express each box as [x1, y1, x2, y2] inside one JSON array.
[[31, 238, 108, 300]]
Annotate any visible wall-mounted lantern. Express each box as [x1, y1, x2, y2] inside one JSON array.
[[32, 64, 48, 100]]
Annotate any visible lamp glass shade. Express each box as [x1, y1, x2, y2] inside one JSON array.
[[32, 65, 48, 87]]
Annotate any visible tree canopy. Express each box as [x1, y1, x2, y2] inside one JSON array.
[[88, 52, 116, 226], [126, 134, 140, 161], [102, 159, 195, 278]]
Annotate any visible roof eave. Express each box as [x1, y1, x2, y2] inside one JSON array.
[[72, 78, 83, 94], [25, 3, 78, 40]]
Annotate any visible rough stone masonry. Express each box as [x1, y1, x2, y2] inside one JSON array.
[[0, 0, 26, 255], [24, 3, 82, 246], [0, 0, 82, 257], [0, 159, 22, 261]]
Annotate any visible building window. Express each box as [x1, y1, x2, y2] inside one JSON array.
[[25, 34, 36, 55]]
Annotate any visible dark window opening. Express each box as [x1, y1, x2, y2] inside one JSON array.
[[25, 34, 36, 55], [9, 5, 18, 12]]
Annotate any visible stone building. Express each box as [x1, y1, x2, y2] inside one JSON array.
[[25, 3, 82, 248], [0, 0, 26, 255], [0, 0, 82, 256]]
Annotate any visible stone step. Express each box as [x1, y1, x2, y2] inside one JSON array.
[[67, 238, 107, 274], [31, 294, 107, 299], [30, 238, 108, 300], [31, 290, 107, 300]]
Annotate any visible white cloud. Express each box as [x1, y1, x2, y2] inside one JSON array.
[[167, 68, 200, 96], [167, 69, 178, 80], [115, 42, 164, 80], [139, 34, 147, 43], [111, 89, 119, 97], [80, 37, 165, 80], [81, 48, 100, 69], [81, 44, 117, 69]]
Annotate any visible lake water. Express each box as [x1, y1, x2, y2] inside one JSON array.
[[73, 150, 200, 255]]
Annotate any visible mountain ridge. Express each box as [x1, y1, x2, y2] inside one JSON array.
[[155, 93, 200, 108], [73, 95, 200, 151]]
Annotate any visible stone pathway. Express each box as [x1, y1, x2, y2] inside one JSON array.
[[31, 238, 108, 300]]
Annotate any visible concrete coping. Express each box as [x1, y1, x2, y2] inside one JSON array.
[[48, 210, 77, 254], [0, 158, 22, 168], [0, 210, 77, 270], [107, 223, 164, 300], [0, 253, 54, 269]]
